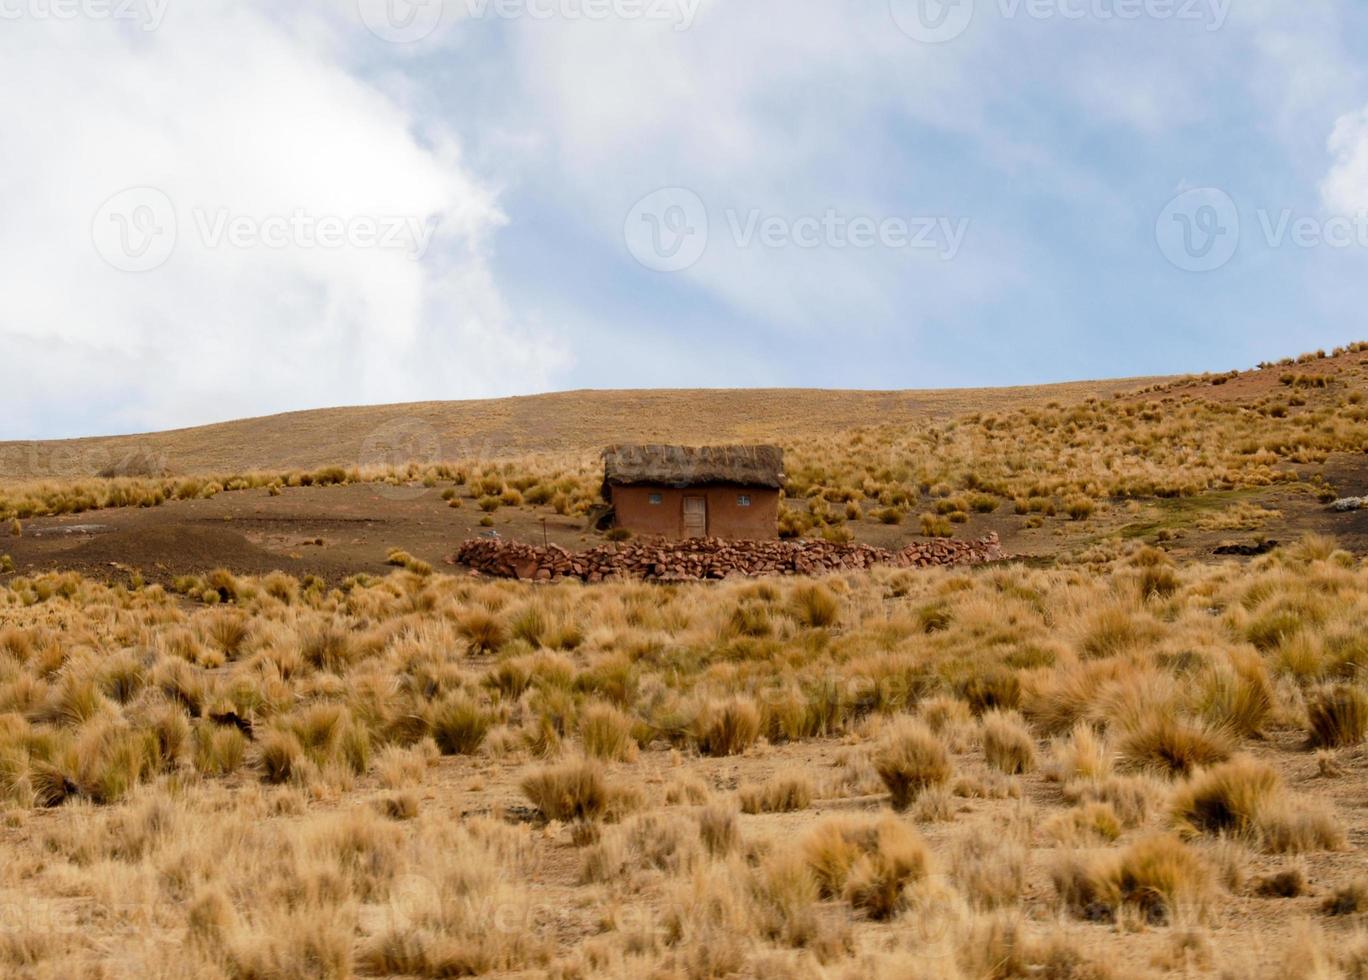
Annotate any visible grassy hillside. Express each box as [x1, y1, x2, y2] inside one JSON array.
[[0, 379, 1165, 480]]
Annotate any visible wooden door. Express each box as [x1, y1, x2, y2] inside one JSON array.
[[682, 495, 707, 538]]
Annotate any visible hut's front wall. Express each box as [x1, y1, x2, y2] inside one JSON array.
[[609, 484, 779, 540]]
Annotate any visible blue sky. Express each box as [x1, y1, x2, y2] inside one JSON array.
[[3, 0, 1368, 440]]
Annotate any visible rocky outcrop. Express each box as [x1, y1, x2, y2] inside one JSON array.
[[455, 533, 1004, 582]]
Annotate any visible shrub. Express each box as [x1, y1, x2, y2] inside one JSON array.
[[873, 720, 952, 810]]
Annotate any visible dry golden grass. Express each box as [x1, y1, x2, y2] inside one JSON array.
[[7, 375, 1368, 978], [5, 346, 1367, 547]]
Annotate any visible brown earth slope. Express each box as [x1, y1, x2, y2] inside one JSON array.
[[0, 379, 1166, 480]]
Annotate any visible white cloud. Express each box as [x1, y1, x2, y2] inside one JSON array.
[[1322, 108, 1368, 213], [0, 2, 567, 440]]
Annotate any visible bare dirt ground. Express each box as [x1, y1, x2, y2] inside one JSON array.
[[3, 449, 1366, 585]]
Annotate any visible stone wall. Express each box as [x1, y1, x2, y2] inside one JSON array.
[[455, 533, 1003, 582]]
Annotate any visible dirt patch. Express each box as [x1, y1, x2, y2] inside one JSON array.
[[62, 525, 285, 577], [4, 450, 1367, 586]]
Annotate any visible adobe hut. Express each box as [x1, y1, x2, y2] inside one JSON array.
[[601, 444, 784, 540]]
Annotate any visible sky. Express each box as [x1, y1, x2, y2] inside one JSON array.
[[3, 0, 1368, 440]]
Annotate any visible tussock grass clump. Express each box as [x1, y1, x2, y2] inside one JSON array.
[[1045, 801, 1123, 845], [256, 729, 305, 785], [801, 815, 931, 920], [204, 612, 250, 659], [1171, 757, 1345, 853], [691, 698, 761, 757], [950, 826, 1027, 908], [521, 757, 632, 824], [300, 623, 358, 673], [750, 853, 824, 948], [579, 703, 636, 761], [789, 584, 840, 628], [1118, 715, 1234, 777], [1195, 657, 1274, 738], [1052, 835, 1211, 924], [918, 694, 973, 735], [429, 694, 494, 756], [697, 803, 740, 857], [739, 771, 814, 814], [1171, 757, 1282, 839], [981, 711, 1037, 774], [1050, 723, 1113, 782], [874, 719, 951, 810], [1323, 880, 1368, 916], [1062, 774, 1159, 827], [959, 667, 1021, 715], [1078, 603, 1153, 660], [1306, 684, 1368, 748], [194, 724, 247, 777], [457, 610, 507, 655], [1255, 868, 1308, 898]]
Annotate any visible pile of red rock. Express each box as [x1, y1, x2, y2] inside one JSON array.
[[455, 533, 1003, 582]]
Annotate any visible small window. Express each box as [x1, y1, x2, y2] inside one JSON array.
[[737, 494, 751, 507], [648, 493, 663, 505]]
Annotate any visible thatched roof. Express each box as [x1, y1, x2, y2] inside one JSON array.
[[601, 445, 784, 497]]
